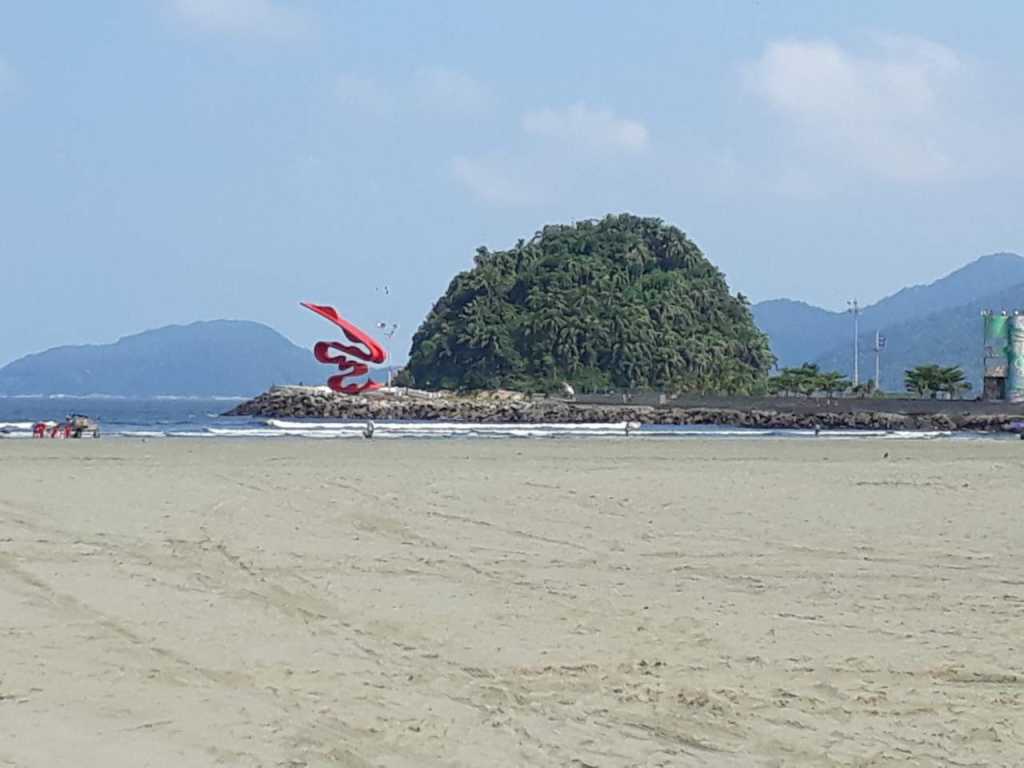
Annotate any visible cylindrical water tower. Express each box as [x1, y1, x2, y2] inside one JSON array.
[[1006, 313, 1024, 403], [983, 312, 1010, 377]]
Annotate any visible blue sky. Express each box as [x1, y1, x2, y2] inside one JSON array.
[[2, 1, 1023, 365]]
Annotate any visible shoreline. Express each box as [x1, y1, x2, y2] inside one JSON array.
[[227, 386, 1024, 433]]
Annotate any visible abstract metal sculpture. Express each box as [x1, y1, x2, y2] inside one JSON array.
[[301, 302, 388, 394]]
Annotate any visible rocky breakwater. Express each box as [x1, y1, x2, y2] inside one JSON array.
[[227, 386, 626, 424], [226, 386, 1024, 432]]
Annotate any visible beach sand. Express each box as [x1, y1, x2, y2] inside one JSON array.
[[0, 439, 1021, 766]]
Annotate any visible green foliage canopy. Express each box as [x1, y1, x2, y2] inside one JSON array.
[[904, 364, 971, 398], [398, 214, 774, 392], [767, 363, 851, 397]]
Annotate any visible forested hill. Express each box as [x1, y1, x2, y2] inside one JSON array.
[[399, 214, 774, 393]]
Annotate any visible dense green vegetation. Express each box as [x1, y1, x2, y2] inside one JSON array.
[[398, 214, 774, 392], [767, 364, 855, 397], [904, 364, 971, 398], [756, 361, 972, 400]]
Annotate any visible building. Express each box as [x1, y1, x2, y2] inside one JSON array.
[[982, 310, 1024, 402]]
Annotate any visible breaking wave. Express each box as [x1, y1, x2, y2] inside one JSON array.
[[76, 422, 958, 440], [0, 398, 971, 441]]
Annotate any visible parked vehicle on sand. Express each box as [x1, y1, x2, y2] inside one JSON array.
[[32, 415, 100, 439]]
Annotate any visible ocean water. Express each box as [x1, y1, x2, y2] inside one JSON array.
[[0, 395, 996, 440], [0, 396, 255, 438]]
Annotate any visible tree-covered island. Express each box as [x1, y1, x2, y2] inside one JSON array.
[[398, 214, 775, 393]]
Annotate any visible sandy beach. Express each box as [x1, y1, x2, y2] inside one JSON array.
[[0, 438, 1021, 766]]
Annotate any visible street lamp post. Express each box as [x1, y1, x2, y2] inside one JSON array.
[[874, 330, 886, 392], [848, 300, 861, 387]]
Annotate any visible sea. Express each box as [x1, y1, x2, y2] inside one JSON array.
[[0, 395, 1004, 441]]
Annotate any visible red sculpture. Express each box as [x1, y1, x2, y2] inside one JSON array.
[[302, 302, 388, 394]]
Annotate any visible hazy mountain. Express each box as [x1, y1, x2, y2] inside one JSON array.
[[750, 299, 848, 371], [0, 320, 331, 396], [754, 253, 1024, 369], [862, 252, 1024, 328], [814, 281, 1024, 391]]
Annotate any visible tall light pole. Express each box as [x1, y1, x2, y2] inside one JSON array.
[[375, 284, 397, 388], [874, 331, 886, 392], [848, 300, 861, 387]]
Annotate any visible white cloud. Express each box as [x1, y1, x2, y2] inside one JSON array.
[[452, 155, 538, 206], [413, 67, 492, 116], [335, 73, 392, 115], [522, 102, 649, 152], [170, 0, 311, 40], [746, 36, 965, 182], [454, 101, 649, 206]]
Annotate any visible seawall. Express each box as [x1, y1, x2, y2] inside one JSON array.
[[226, 387, 1024, 432]]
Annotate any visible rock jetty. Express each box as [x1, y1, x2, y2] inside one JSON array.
[[226, 386, 1024, 432]]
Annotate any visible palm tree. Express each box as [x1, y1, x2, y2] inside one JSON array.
[[938, 366, 971, 399], [850, 379, 877, 398], [788, 363, 821, 396], [817, 371, 851, 399], [769, 364, 816, 397], [905, 364, 948, 398]]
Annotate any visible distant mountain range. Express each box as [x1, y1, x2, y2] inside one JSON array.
[[753, 252, 1024, 390], [5, 252, 1022, 397], [0, 320, 337, 397]]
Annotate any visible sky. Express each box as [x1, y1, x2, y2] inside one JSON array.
[[2, 1, 1023, 365]]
